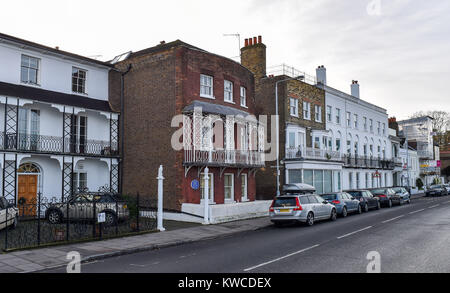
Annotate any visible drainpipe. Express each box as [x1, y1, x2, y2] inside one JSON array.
[[111, 64, 132, 195]]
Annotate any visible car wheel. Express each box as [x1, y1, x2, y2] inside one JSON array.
[[330, 209, 337, 221], [47, 210, 62, 224], [342, 207, 348, 218], [357, 205, 362, 214], [104, 211, 117, 226], [376, 201, 381, 210], [364, 203, 369, 212], [306, 212, 314, 226]]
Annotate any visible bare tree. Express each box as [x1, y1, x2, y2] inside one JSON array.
[[410, 111, 450, 135]]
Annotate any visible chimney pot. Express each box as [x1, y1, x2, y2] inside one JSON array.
[[253, 37, 257, 45], [316, 65, 327, 85], [160, 41, 166, 45], [245, 39, 249, 47], [258, 36, 262, 44], [249, 38, 253, 46], [55, 46, 59, 50], [351, 80, 360, 98]]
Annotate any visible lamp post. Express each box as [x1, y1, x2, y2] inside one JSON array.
[[275, 75, 304, 196]]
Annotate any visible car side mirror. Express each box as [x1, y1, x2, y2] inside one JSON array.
[[323, 201, 328, 205]]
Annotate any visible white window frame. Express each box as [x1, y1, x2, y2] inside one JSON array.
[[240, 86, 247, 107], [290, 98, 299, 117], [200, 74, 214, 99], [326, 106, 332, 122], [346, 112, 351, 127], [315, 105, 322, 122], [224, 80, 234, 103], [224, 173, 235, 203], [354, 114, 358, 129], [20, 55, 40, 86], [303, 101, 311, 120], [72, 67, 87, 95], [336, 108, 341, 124], [241, 173, 248, 202], [363, 117, 367, 131], [200, 172, 215, 203], [370, 119, 374, 133]]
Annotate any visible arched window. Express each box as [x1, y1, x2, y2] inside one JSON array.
[[18, 163, 40, 173]]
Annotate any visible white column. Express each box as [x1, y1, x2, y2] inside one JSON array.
[[157, 165, 165, 232], [203, 167, 210, 225]]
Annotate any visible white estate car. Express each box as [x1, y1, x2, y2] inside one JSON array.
[[0, 197, 18, 230]]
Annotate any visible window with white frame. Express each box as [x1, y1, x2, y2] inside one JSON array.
[[377, 121, 381, 134], [21, 55, 40, 85], [336, 108, 341, 124], [290, 98, 299, 117], [370, 119, 373, 132], [354, 114, 358, 129], [72, 67, 87, 94], [224, 80, 233, 103], [224, 173, 234, 201], [303, 101, 311, 120], [240, 86, 247, 107], [336, 139, 341, 152], [241, 174, 248, 201], [200, 173, 214, 201], [363, 117, 367, 131], [200, 74, 213, 98], [315, 105, 322, 122], [326, 106, 332, 122], [72, 172, 87, 192], [346, 112, 351, 127], [382, 123, 386, 135]]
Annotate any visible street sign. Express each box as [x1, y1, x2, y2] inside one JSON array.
[[97, 212, 106, 223], [191, 179, 200, 190]]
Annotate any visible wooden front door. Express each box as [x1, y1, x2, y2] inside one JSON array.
[[18, 175, 38, 217]]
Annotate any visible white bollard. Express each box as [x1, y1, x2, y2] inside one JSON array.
[[157, 165, 165, 232], [204, 167, 210, 225]]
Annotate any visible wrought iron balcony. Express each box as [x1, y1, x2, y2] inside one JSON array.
[[343, 154, 395, 170], [0, 132, 119, 157], [285, 147, 343, 162], [184, 149, 264, 168]]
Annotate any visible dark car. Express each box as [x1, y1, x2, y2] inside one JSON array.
[[426, 185, 449, 197], [369, 188, 400, 208], [346, 190, 381, 212], [321, 192, 362, 217]]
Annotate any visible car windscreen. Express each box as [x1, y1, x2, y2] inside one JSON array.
[[347, 191, 362, 198], [273, 198, 297, 207], [283, 190, 314, 195], [430, 185, 441, 189], [321, 194, 337, 201], [371, 189, 386, 195], [392, 188, 403, 193]]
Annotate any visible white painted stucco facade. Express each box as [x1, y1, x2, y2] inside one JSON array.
[[0, 33, 119, 204]]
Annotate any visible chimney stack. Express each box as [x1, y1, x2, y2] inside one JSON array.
[[351, 80, 360, 99], [241, 35, 266, 88], [316, 65, 327, 85]]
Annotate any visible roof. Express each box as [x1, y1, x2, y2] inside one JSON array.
[[126, 40, 206, 60], [398, 116, 434, 124], [0, 81, 115, 113], [0, 32, 112, 68], [182, 100, 251, 117]]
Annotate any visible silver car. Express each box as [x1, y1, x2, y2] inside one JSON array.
[[270, 194, 337, 227], [0, 197, 18, 230]]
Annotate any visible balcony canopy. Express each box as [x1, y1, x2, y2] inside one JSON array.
[[183, 100, 252, 118]]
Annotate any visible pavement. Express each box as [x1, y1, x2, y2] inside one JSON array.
[[39, 193, 450, 273], [0, 217, 272, 273]]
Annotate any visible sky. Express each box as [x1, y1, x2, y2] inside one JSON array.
[[1, 0, 449, 120]]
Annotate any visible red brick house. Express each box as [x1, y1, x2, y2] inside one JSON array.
[[109, 40, 267, 223]]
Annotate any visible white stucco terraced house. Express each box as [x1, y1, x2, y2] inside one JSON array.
[[0, 32, 120, 208], [315, 67, 395, 191]]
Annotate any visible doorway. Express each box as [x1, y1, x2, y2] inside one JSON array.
[[17, 163, 41, 217]]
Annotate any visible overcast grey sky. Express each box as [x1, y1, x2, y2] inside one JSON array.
[[1, 0, 449, 119]]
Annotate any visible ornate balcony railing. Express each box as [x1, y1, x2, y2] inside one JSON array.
[[184, 149, 264, 168], [343, 154, 395, 170], [0, 132, 118, 157], [285, 147, 343, 162]]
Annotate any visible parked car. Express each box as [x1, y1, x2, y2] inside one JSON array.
[[391, 187, 411, 205], [425, 185, 449, 197], [444, 184, 450, 194], [369, 188, 400, 207], [345, 190, 381, 212], [270, 192, 337, 227], [321, 192, 362, 217], [0, 197, 18, 230], [282, 183, 316, 195], [45, 193, 130, 226]]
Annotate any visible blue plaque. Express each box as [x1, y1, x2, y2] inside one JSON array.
[[191, 179, 200, 190]]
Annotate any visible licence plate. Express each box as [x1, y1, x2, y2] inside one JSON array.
[[279, 209, 290, 213]]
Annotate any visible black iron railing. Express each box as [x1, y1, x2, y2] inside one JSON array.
[[0, 132, 119, 157], [344, 154, 395, 170]]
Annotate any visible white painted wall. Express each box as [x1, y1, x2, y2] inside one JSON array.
[[0, 42, 109, 101]]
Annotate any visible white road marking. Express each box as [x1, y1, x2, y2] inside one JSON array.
[[337, 226, 373, 240], [428, 204, 440, 209], [382, 215, 405, 224], [243, 244, 320, 272], [409, 209, 425, 215]]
